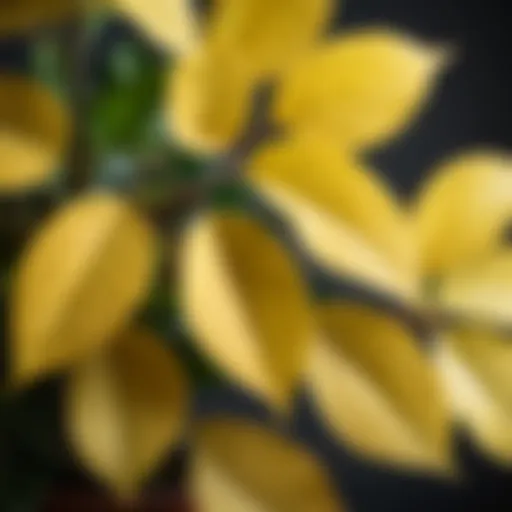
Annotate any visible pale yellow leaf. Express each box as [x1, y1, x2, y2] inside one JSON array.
[[0, 76, 70, 192], [273, 27, 449, 150], [437, 251, 512, 328], [248, 132, 418, 302], [191, 418, 343, 512], [66, 326, 189, 497], [11, 192, 157, 386], [166, 42, 254, 153], [178, 211, 314, 409], [436, 328, 512, 464], [0, 0, 80, 35], [308, 303, 452, 474], [414, 150, 512, 276], [106, 0, 198, 54], [206, 0, 334, 77]]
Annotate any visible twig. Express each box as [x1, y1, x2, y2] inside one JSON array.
[[142, 83, 279, 227], [211, 82, 280, 185]]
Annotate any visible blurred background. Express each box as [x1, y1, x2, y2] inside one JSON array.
[[1, 0, 512, 510]]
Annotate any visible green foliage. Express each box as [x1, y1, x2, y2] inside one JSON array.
[[90, 37, 167, 153]]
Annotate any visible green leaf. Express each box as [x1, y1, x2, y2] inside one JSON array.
[[90, 38, 168, 152]]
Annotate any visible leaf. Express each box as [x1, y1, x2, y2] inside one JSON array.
[[273, 27, 450, 150], [178, 211, 314, 409], [66, 326, 189, 498], [191, 418, 343, 512], [414, 150, 512, 276], [248, 132, 418, 302], [166, 42, 254, 153], [436, 251, 512, 329], [0, 75, 70, 192], [308, 303, 452, 474], [11, 192, 157, 386], [436, 327, 512, 464], [90, 39, 165, 151], [205, 0, 334, 77], [0, 0, 79, 36], [107, 0, 199, 54]]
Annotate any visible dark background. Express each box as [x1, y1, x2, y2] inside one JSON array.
[[2, 0, 512, 510], [340, 0, 512, 197]]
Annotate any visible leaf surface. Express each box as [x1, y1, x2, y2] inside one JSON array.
[[179, 211, 313, 409], [0, 76, 70, 192], [11, 192, 157, 385], [66, 327, 189, 497], [308, 303, 452, 473], [191, 418, 343, 512], [274, 27, 449, 150]]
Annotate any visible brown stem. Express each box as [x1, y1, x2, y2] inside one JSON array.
[[215, 83, 279, 184], [141, 83, 278, 228]]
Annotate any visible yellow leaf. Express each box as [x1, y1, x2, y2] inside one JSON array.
[[66, 327, 189, 497], [191, 418, 343, 512], [0, 76, 70, 192], [414, 150, 512, 276], [11, 192, 157, 386], [308, 303, 452, 474], [0, 0, 79, 35], [166, 42, 254, 153], [273, 27, 450, 150], [106, 0, 198, 54], [437, 251, 512, 328], [436, 327, 512, 464], [248, 132, 418, 301], [206, 0, 334, 77], [178, 211, 314, 409]]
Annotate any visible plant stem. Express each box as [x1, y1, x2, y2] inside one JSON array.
[[62, 15, 92, 193]]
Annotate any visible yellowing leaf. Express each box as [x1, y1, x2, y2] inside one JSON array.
[[179, 211, 314, 409], [206, 0, 334, 77], [191, 418, 343, 512], [437, 328, 512, 464], [437, 251, 512, 329], [249, 133, 416, 296], [248, 132, 418, 301], [66, 327, 189, 497], [0, 0, 79, 35], [308, 303, 451, 474], [11, 192, 157, 386], [0, 76, 70, 192], [414, 150, 512, 276], [166, 43, 254, 153], [107, 0, 198, 54], [251, 183, 416, 303], [273, 27, 449, 150], [248, 133, 412, 268]]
